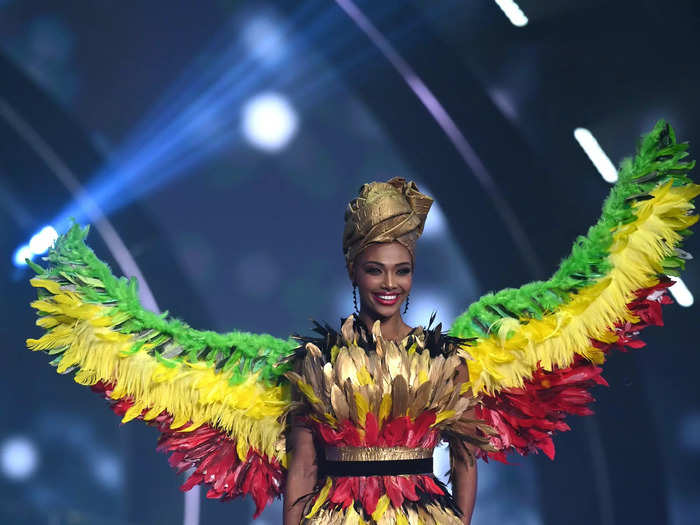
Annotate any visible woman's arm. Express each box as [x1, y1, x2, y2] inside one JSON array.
[[451, 445, 478, 524], [451, 362, 478, 524], [283, 419, 318, 525]]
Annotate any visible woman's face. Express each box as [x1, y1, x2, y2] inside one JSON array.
[[353, 242, 413, 319]]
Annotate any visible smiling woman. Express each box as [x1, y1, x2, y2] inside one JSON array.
[[284, 315, 484, 525], [283, 178, 487, 524], [24, 123, 699, 525]]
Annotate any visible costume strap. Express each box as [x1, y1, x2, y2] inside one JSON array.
[[322, 446, 434, 477], [324, 445, 433, 462]]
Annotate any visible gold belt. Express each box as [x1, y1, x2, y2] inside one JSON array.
[[324, 446, 434, 462]]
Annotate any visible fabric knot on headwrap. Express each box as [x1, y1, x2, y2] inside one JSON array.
[[342, 177, 433, 280]]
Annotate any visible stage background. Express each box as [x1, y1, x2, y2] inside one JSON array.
[[1, 1, 698, 524]]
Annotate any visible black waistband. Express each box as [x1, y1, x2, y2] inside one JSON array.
[[321, 458, 433, 477]]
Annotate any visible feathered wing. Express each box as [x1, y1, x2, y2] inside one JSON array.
[[449, 120, 699, 461], [26, 224, 297, 515]]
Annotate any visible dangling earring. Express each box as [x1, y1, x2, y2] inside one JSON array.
[[403, 293, 410, 314], [353, 284, 359, 314]]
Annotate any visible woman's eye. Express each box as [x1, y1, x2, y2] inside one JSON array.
[[397, 268, 411, 275], [365, 267, 381, 275]]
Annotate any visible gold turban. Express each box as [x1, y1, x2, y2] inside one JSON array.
[[342, 177, 433, 279]]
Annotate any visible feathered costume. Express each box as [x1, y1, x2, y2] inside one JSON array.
[[26, 121, 698, 524]]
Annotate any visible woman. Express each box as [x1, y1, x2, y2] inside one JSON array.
[[26, 123, 697, 524], [283, 178, 490, 524]]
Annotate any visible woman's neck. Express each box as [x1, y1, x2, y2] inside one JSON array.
[[358, 309, 412, 341]]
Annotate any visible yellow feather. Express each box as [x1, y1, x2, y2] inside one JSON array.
[[357, 367, 373, 386], [305, 477, 332, 519], [342, 504, 361, 525], [29, 278, 63, 294], [296, 380, 322, 404], [378, 393, 392, 426], [371, 495, 390, 521], [433, 410, 455, 426], [236, 436, 249, 461], [354, 392, 369, 427], [143, 406, 163, 421], [417, 369, 428, 385], [73, 368, 97, 386], [122, 402, 144, 423]]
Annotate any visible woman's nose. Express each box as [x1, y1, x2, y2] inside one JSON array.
[[383, 273, 394, 289]]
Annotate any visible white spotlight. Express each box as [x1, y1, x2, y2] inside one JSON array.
[[13, 245, 33, 267], [574, 128, 618, 183], [670, 277, 694, 307], [28, 225, 58, 255], [494, 0, 528, 27], [241, 92, 298, 153], [1, 436, 39, 481]]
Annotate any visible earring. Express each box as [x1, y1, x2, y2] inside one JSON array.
[[403, 293, 409, 314], [353, 284, 359, 314]]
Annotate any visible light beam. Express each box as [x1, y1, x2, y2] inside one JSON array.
[[574, 127, 618, 183]]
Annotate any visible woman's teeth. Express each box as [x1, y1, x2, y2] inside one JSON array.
[[374, 293, 399, 305]]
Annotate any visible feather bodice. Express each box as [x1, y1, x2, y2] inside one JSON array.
[[286, 315, 495, 455]]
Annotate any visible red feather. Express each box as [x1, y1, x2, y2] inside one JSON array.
[[364, 412, 379, 445]]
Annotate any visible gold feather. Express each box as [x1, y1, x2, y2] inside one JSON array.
[[428, 354, 444, 387], [331, 384, 350, 422], [390, 375, 408, 418], [348, 344, 369, 373], [322, 362, 333, 398], [335, 350, 357, 385], [305, 342, 322, 358], [344, 379, 358, 425], [341, 315, 355, 346], [406, 507, 420, 525], [385, 340, 403, 380], [409, 380, 432, 417], [417, 506, 436, 525]]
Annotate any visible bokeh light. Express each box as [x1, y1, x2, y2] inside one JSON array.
[[241, 92, 298, 152], [1, 435, 39, 481]]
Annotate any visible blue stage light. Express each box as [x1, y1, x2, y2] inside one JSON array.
[[45, 1, 436, 236], [28, 225, 58, 255], [13, 244, 33, 267], [12, 225, 58, 267], [45, 2, 375, 229]]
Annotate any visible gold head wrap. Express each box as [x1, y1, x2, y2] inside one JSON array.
[[342, 177, 433, 280]]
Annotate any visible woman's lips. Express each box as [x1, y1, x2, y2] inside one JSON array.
[[373, 292, 400, 306]]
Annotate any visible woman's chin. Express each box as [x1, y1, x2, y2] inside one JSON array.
[[366, 302, 400, 318]]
